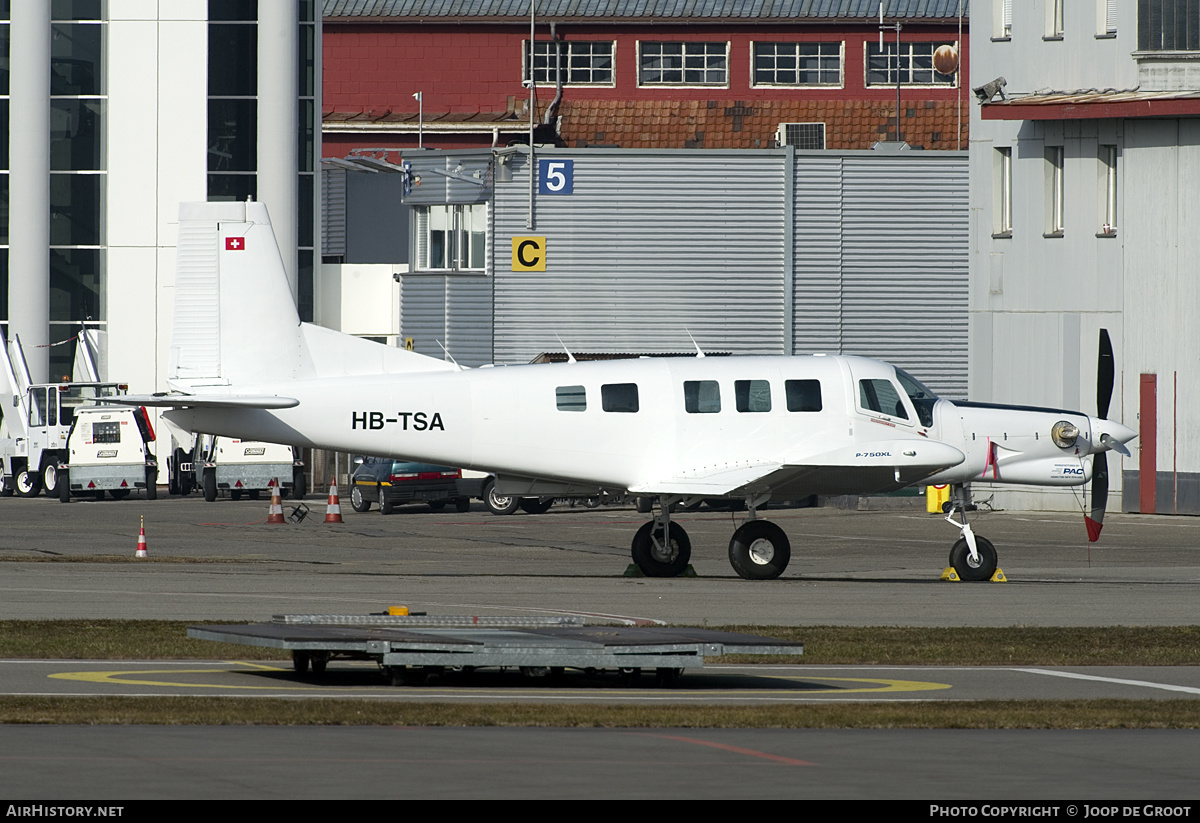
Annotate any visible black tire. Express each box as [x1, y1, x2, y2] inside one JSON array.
[[203, 469, 217, 502], [350, 485, 371, 513], [380, 488, 394, 515], [635, 496, 653, 514], [109, 489, 130, 500], [949, 536, 998, 582], [292, 469, 306, 500], [230, 489, 243, 501], [428, 500, 446, 511], [145, 467, 157, 500], [519, 497, 554, 514], [630, 520, 692, 578], [59, 471, 70, 503], [0, 475, 13, 497], [455, 497, 471, 513], [42, 461, 60, 496], [248, 490, 260, 501], [483, 479, 520, 515], [728, 521, 791, 580], [293, 651, 310, 675], [15, 468, 40, 498]]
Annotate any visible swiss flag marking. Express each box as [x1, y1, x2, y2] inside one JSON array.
[[225, 237, 245, 251]]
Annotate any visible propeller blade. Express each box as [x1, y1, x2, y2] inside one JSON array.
[[1086, 452, 1108, 542], [1097, 328, 1114, 420]]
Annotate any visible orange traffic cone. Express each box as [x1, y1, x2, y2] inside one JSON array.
[[136, 516, 148, 558], [325, 479, 344, 523], [267, 479, 285, 524]]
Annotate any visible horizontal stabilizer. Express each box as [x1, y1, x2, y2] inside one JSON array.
[[117, 393, 299, 410]]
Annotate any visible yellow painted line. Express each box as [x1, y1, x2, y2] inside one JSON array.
[[46, 667, 952, 695], [50, 662, 298, 690]]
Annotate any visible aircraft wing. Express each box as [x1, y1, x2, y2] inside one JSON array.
[[630, 440, 965, 498], [116, 392, 300, 410]]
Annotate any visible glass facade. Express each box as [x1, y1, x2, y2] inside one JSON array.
[[49, 0, 105, 378], [0, 4, 9, 326]]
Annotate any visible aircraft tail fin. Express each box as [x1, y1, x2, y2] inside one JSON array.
[[170, 202, 452, 391]]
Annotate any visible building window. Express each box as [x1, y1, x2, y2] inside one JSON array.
[[1137, 0, 1200, 50], [1098, 0, 1118, 36], [415, 203, 486, 272], [1046, 0, 1065, 38], [866, 42, 957, 86], [208, 3, 257, 202], [683, 380, 721, 414], [995, 0, 1013, 38], [1100, 145, 1118, 234], [525, 40, 614, 86], [994, 147, 1012, 236], [639, 42, 728, 86], [1045, 146, 1065, 236], [753, 42, 842, 86]]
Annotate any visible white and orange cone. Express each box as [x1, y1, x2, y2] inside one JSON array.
[[267, 479, 285, 524], [325, 479, 343, 523], [136, 516, 148, 558]]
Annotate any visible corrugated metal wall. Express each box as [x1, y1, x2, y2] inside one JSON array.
[[793, 153, 969, 397], [329, 147, 968, 395], [491, 150, 788, 363], [400, 274, 493, 367]]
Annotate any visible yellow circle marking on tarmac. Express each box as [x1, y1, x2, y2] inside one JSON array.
[[48, 666, 953, 695], [49, 661, 298, 690]]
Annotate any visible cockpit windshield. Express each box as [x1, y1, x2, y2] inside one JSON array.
[[895, 369, 939, 428]]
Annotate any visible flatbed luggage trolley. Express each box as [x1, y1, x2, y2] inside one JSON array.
[[188, 615, 803, 687]]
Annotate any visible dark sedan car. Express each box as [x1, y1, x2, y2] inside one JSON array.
[[349, 457, 470, 514]]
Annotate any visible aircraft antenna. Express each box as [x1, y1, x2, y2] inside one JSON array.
[[554, 334, 577, 364], [684, 328, 706, 358], [435, 340, 463, 370]]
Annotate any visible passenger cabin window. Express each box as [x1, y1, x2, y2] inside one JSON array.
[[601, 383, 639, 413], [785, 379, 822, 412], [683, 380, 721, 413], [859, 379, 909, 420], [556, 385, 586, 412], [735, 380, 772, 412]]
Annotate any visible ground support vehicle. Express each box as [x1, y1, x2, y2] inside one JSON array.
[[188, 615, 803, 686], [1, 328, 130, 498], [350, 457, 470, 513], [171, 435, 305, 501], [58, 405, 158, 501]]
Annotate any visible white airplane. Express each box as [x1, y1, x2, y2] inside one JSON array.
[[128, 202, 1136, 582]]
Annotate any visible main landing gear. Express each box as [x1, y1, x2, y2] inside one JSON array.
[[943, 484, 998, 582], [629, 495, 792, 580]]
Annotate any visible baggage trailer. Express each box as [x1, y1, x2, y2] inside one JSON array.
[[188, 615, 803, 687]]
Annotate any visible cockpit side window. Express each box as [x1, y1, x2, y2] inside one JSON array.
[[859, 379, 909, 421], [895, 369, 939, 427]]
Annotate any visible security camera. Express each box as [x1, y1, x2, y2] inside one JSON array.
[[973, 77, 1007, 103]]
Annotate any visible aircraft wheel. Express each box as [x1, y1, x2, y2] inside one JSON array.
[[350, 485, 371, 513], [483, 479, 520, 515], [15, 468, 40, 498], [635, 496, 653, 514], [949, 536, 998, 582], [59, 471, 71, 503], [728, 520, 791, 580], [630, 520, 691, 577], [203, 469, 217, 502], [520, 497, 554, 514]]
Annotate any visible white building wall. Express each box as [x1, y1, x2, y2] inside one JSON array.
[[971, 1, 1200, 513]]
